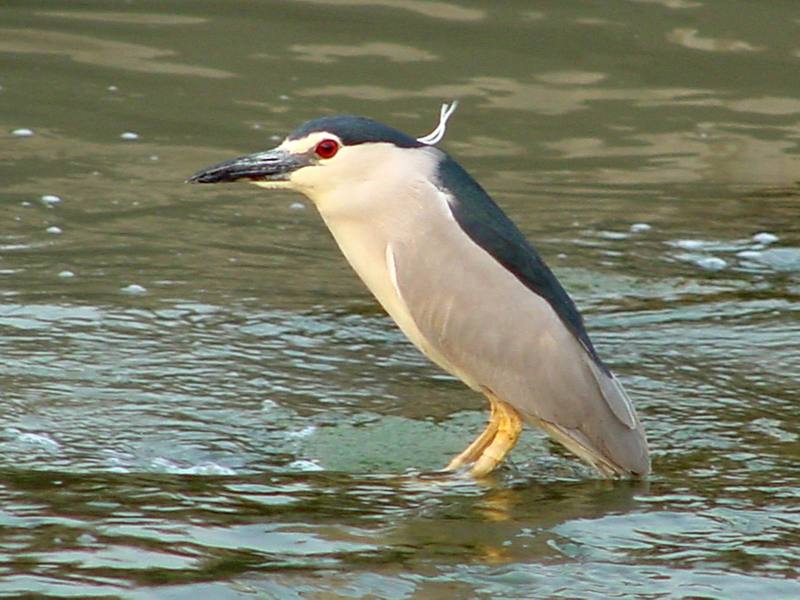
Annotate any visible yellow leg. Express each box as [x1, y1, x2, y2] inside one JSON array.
[[445, 398, 499, 471], [445, 393, 523, 477], [469, 398, 523, 477]]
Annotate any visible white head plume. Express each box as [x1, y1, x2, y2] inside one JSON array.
[[416, 101, 459, 146]]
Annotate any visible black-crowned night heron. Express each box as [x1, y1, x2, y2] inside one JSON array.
[[188, 102, 650, 479]]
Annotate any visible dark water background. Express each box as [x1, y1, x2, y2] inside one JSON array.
[[1, 1, 798, 597]]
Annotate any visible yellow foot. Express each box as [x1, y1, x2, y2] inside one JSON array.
[[445, 392, 523, 477], [445, 399, 499, 471]]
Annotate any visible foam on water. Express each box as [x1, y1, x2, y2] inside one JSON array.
[[40, 194, 62, 206], [120, 284, 147, 294]]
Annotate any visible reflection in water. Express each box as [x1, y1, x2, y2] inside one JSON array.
[[298, 76, 800, 185], [631, 0, 701, 9], [288, 42, 438, 64], [293, 0, 485, 22], [296, 76, 708, 115], [0, 469, 648, 591], [300, 75, 800, 121], [37, 10, 207, 26], [0, 28, 232, 78], [545, 130, 800, 184], [727, 96, 800, 115], [667, 28, 764, 53]]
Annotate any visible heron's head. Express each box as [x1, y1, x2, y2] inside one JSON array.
[[187, 103, 459, 207]]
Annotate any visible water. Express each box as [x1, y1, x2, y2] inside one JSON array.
[[1, 1, 798, 597]]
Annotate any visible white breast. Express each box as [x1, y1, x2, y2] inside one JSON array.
[[295, 143, 477, 384], [315, 200, 478, 387], [317, 212, 452, 362]]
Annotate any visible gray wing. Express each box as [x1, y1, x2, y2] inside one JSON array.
[[387, 192, 650, 476], [436, 154, 609, 372]]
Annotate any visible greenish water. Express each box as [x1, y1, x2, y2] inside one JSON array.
[[1, 1, 798, 598]]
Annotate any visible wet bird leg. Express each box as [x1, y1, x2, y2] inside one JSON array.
[[445, 392, 523, 476]]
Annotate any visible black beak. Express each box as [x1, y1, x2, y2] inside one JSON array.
[[187, 148, 310, 184]]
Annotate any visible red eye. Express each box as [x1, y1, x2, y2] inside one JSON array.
[[315, 139, 340, 159]]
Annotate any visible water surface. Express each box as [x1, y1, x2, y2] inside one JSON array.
[[1, 1, 798, 597]]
